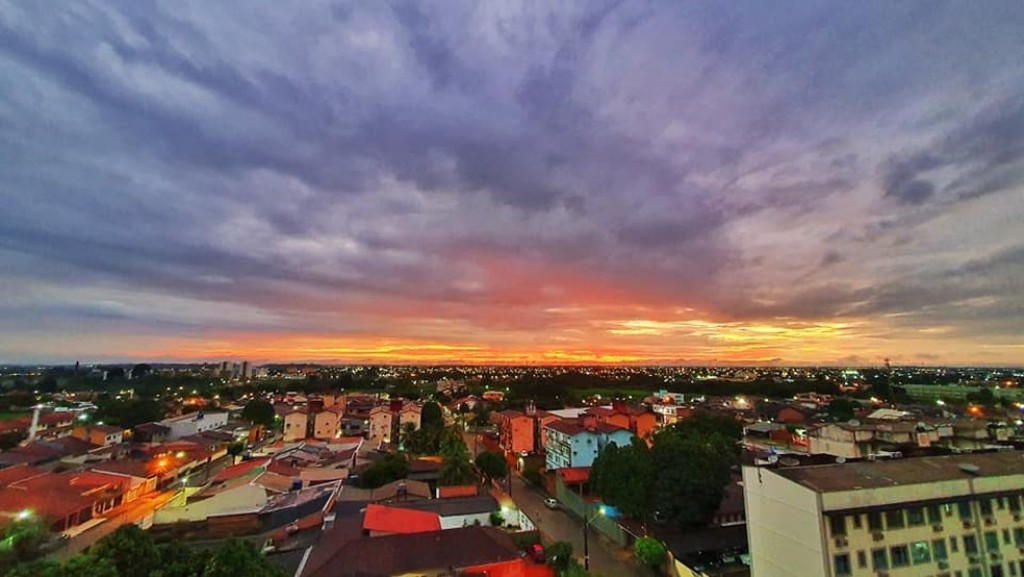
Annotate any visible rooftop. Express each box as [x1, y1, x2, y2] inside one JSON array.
[[772, 450, 1024, 493], [362, 503, 442, 534]]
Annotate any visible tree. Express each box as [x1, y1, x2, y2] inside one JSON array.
[[545, 541, 574, 572], [89, 524, 160, 577], [474, 451, 509, 482], [421, 402, 443, 428], [359, 453, 409, 488], [153, 542, 213, 577], [94, 398, 165, 429], [227, 442, 245, 464], [827, 398, 856, 422], [439, 452, 475, 486], [633, 537, 667, 569], [438, 425, 468, 458], [204, 539, 284, 577], [0, 517, 51, 573], [590, 438, 653, 519], [650, 430, 734, 529], [241, 399, 276, 428], [58, 554, 119, 577]]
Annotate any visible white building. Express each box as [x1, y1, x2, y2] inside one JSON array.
[[160, 412, 228, 440], [743, 451, 1024, 577]]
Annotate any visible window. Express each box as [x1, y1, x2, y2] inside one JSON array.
[[853, 514, 862, 529], [1014, 527, 1024, 546], [886, 509, 905, 529], [959, 501, 973, 520], [928, 505, 943, 524], [986, 531, 1000, 552], [868, 511, 884, 531], [951, 535, 959, 552], [834, 554, 852, 576], [964, 534, 979, 555], [1010, 495, 1022, 512], [1011, 562, 1018, 577], [1004, 529, 1012, 545], [911, 541, 932, 564], [890, 545, 910, 567], [871, 548, 889, 570], [981, 499, 994, 517], [908, 507, 925, 526], [933, 539, 948, 561], [830, 515, 847, 537], [992, 565, 1005, 577], [998, 497, 1007, 510], [969, 569, 984, 577], [857, 551, 867, 569]]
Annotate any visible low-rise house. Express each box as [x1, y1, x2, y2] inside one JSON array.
[[498, 409, 534, 455], [361, 503, 442, 536], [72, 424, 124, 447], [159, 412, 228, 440], [0, 465, 137, 532], [544, 416, 634, 470]]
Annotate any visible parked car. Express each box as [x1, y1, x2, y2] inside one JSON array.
[[543, 498, 559, 509], [526, 543, 545, 563]]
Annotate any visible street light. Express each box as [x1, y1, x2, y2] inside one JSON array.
[[582, 503, 607, 572]]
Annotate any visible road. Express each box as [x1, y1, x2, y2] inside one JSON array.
[[508, 470, 646, 577]]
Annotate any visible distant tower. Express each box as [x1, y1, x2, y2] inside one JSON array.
[[242, 361, 251, 380]]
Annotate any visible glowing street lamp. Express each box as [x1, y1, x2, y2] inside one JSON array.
[[582, 504, 608, 571], [16, 509, 32, 521]]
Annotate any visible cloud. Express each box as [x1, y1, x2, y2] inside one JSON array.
[[0, 1, 1022, 364]]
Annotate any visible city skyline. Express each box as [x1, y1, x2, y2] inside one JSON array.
[[1, 2, 1023, 366]]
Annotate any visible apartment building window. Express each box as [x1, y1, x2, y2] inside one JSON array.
[[998, 497, 1007, 510], [911, 541, 932, 564], [852, 514, 862, 529], [950, 536, 959, 552], [1013, 527, 1024, 546], [959, 501, 973, 520], [834, 553, 852, 576], [1011, 561, 1018, 577], [886, 509, 905, 529], [868, 512, 883, 531], [969, 569, 983, 577], [992, 565, 1005, 577], [985, 531, 1000, 552], [980, 499, 994, 517], [928, 505, 943, 524], [871, 548, 889, 570], [857, 551, 867, 569], [933, 539, 948, 561], [908, 507, 926, 526], [830, 515, 847, 537], [1004, 529, 1012, 545], [964, 534, 979, 555], [890, 545, 910, 567], [1008, 495, 1021, 513]]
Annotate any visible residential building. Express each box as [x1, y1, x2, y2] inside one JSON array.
[[498, 409, 535, 455], [585, 401, 658, 440], [312, 410, 340, 441], [72, 424, 124, 447], [0, 465, 138, 532], [283, 410, 309, 442], [544, 416, 634, 470], [159, 412, 228, 440], [368, 405, 394, 446], [743, 450, 1024, 577]]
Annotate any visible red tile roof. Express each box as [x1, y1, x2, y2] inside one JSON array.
[[557, 467, 591, 484], [362, 503, 441, 534]]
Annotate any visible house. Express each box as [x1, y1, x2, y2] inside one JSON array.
[[395, 495, 499, 529], [132, 422, 171, 444], [313, 410, 340, 440], [72, 424, 124, 447], [368, 401, 422, 447], [159, 412, 228, 440], [304, 525, 551, 577], [284, 409, 309, 442], [498, 410, 534, 455], [585, 401, 657, 440], [0, 465, 135, 532], [361, 504, 442, 536], [544, 416, 634, 470]]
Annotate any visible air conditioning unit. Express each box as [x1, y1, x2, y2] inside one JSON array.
[[872, 532, 885, 542], [1014, 513, 1021, 522], [834, 537, 848, 548], [874, 571, 889, 577], [932, 524, 943, 532], [968, 554, 980, 564], [937, 560, 950, 570], [963, 520, 974, 529], [984, 517, 995, 526], [990, 552, 1002, 561]]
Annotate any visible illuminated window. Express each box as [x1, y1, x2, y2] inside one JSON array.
[[911, 541, 931, 564]]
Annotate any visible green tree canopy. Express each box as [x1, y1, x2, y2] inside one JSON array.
[[0, 517, 51, 573], [241, 399, 276, 428], [153, 542, 213, 577], [90, 524, 160, 577], [545, 541, 574, 571], [590, 437, 653, 519], [94, 398, 166, 429], [633, 537, 667, 568], [827, 398, 856, 422], [204, 539, 284, 577], [474, 451, 508, 482], [439, 452, 475, 486], [421, 402, 443, 428], [359, 453, 409, 488]]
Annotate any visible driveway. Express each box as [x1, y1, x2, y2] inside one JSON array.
[[508, 473, 646, 577]]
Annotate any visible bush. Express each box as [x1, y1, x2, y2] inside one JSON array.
[[633, 536, 667, 568]]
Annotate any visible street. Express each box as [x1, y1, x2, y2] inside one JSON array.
[[508, 473, 646, 577]]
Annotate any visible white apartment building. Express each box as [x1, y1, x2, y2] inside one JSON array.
[[160, 412, 228, 440], [743, 451, 1024, 577]]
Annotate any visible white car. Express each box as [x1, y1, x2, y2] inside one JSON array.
[[544, 498, 559, 509]]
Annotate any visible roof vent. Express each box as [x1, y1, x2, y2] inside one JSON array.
[[847, 419, 860, 426], [959, 463, 981, 475]]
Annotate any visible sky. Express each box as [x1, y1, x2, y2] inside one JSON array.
[[1, 1, 1022, 366]]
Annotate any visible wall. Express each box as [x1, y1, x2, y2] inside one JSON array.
[[554, 476, 628, 547], [742, 465, 828, 577]]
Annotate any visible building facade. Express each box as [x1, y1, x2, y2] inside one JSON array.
[[743, 451, 1024, 577], [544, 419, 633, 471]]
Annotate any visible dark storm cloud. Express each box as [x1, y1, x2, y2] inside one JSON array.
[[0, 0, 1022, 362]]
